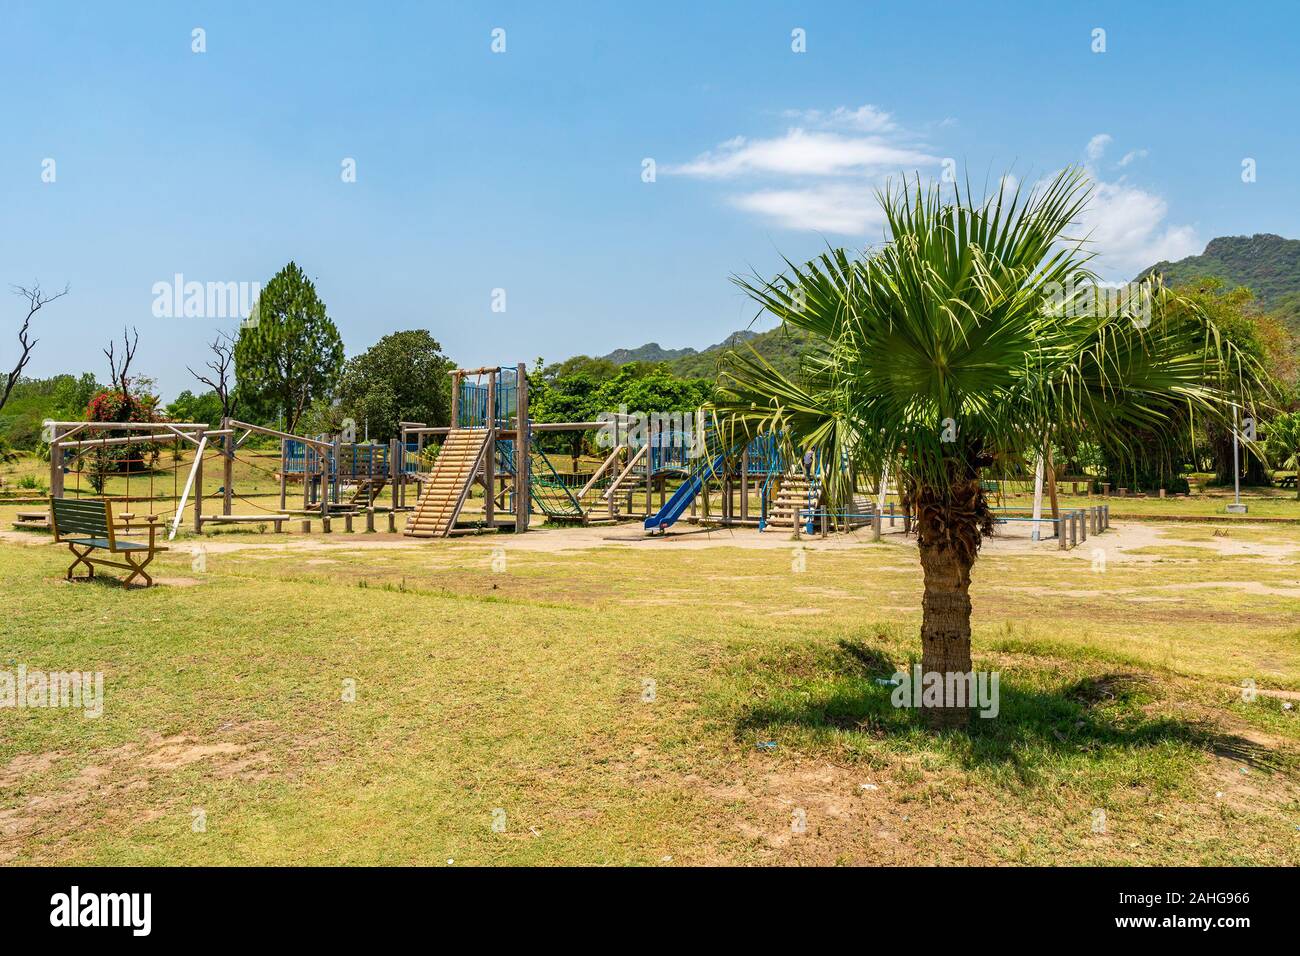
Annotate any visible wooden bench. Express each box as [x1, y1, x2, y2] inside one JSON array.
[[50, 497, 167, 587]]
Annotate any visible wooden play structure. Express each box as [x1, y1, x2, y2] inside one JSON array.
[[395, 369, 816, 536], [401, 364, 533, 537], [32, 362, 1102, 548], [38, 416, 415, 539]]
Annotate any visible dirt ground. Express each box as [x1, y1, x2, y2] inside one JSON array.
[[5, 514, 1291, 565]]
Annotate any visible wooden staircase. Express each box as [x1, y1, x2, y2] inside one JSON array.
[[767, 470, 823, 529], [404, 429, 489, 538], [600, 445, 648, 514], [349, 476, 387, 507]]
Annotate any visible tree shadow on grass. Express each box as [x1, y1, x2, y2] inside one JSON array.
[[735, 639, 1286, 777]]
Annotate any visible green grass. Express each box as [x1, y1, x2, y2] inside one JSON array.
[[1, 517, 1298, 865]]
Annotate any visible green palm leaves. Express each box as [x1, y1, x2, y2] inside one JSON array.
[[714, 168, 1260, 503]]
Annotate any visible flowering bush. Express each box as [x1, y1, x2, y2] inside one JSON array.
[[79, 389, 163, 484]]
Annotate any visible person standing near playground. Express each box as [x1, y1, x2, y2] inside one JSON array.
[[802, 447, 814, 478]]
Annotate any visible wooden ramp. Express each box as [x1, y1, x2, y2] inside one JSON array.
[[404, 429, 489, 538]]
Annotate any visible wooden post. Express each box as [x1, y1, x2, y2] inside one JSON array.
[[344, 513, 353, 533], [193, 429, 205, 534], [414, 430, 425, 507], [331, 437, 340, 515], [49, 425, 64, 500], [221, 417, 233, 516], [644, 417, 654, 517], [740, 450, 749, 522], [1079, 508, 1087, 543], [609, 420, 620, 521], [484, 372, 496, 527], [387, 511, 396, 533], [872, 509, 882, 542], [366, 507, 375, 533], [303, 444, 312, 513], [389, 438, 399, 513], [278, 439, 288, 512], [301, 519, 310, 533], [515, 363, 530, 532], [450, 370, 461, 429]]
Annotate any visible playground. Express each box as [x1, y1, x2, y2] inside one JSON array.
[[7, 362, 1133, 565], [0, 511, 1297, 865]]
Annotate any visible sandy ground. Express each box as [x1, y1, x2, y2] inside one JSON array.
[[6, 514, 1295, 567]]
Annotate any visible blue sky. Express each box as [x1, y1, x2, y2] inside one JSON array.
[[3, 1, 1298, 400]]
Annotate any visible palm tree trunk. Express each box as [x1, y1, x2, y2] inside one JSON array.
[[913, 477, 988, 730], [917, 537, 975, 729]]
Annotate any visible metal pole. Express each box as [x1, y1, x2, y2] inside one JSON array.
[[1228, 406, 1247, 514]]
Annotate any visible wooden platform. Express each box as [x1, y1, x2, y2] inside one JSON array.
[[11, 509, 50, 531]]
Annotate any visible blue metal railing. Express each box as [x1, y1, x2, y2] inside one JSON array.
[[457, 367, 518, 429]]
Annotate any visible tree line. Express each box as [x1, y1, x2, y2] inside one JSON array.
[[0, 262, 716, 470]]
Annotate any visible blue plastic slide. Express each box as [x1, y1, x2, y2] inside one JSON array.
[[644, 454, 726, 532]]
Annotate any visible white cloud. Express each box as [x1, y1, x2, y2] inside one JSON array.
[[1085, 134, 1112, 161], [667, 128, 937, 179], [1078, 178, 1200, 277], [666, 120, 1191, 262], [731, 184, 886, 235], [781, 104, 897, 133], [667, 107, 939, 234]]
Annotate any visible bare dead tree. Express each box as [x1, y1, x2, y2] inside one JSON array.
[[2, 283, 69, 414], [104, 326, 140, 419], [187, 330, 238, 420]]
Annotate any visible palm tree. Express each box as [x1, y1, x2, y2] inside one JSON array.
[[1264, 410, 1300, 499], [712, 168, 1262, 728]]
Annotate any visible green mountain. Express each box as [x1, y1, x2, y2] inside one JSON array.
[[595, 233, 1300, 384], [600, 326, 813, 380], [598, 331, 759, 367], [1141, 233, 1300, 332]]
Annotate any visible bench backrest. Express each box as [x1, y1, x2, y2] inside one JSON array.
[[50, 497, 114, 546]]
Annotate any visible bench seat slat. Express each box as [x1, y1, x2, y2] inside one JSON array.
[[63, 536, 150, 551]]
